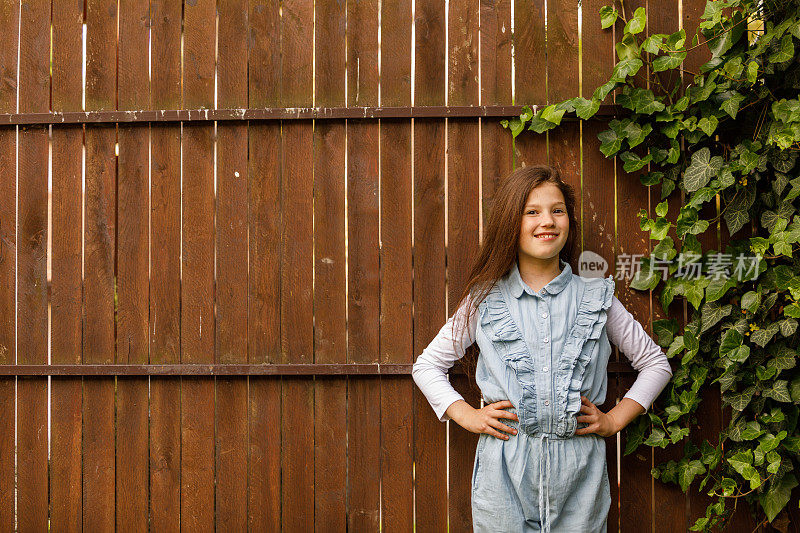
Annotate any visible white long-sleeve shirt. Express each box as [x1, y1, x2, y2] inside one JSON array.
[[412, 295, 674, 422]]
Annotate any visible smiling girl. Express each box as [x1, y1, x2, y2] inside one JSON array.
[[412, 164, 673, 532]]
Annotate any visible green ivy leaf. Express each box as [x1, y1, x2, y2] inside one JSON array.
[[620, 151, 653, 172], [644, 428, 669, 448], [653, 51, 687, 72], [768, 34, 794, 63], [653, 318, 679, 347], [700, 301, 732, 333], [572, 97, 601, 119], [705, 276, 736, 302], [779, 318, 797, 337], [678, 459, 706, 491], [724, 184, 756, 236], [597, 128, 622, 156], [721, 92, 745, 119], [610, 57, 644, 82], [624, 7, 647, 35], [683, 148, 723, 192], [741, 291, 761, 313], [698, 115, 719, 137], [759, 473, 797, 522], [763, 380, 791, 403], [599, 5, 618, 29], [747, 60, 758, 84], [541, 104, 565, 125]]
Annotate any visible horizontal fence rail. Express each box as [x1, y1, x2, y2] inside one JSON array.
[[0, 362, 638, 376], [0, 104, 624, 125]]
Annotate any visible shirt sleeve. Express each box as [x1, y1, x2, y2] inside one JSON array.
[[606, 296, 673, 413], [411, 296, 478, 422]]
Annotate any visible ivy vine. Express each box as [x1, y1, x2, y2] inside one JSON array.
[[504, 0, 800, 529]]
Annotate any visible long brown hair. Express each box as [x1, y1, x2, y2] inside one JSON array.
[[451, 164, 581, 390]]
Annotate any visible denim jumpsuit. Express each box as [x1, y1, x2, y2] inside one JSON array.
[[471, 259, 615, 532]]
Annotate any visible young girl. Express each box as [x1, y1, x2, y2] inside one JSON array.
[[412, 165, 673, 532]]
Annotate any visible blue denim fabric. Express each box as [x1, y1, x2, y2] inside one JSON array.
[[471, 259, 615, 532]]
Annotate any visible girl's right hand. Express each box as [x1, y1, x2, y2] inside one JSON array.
[[454, 400, 519, 440]]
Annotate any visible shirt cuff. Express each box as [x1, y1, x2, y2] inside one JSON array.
[[622, 367, 673, 413], [436, 393, 466, 422]]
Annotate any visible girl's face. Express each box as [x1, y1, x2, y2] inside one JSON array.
[[518, 183, 569, 263]]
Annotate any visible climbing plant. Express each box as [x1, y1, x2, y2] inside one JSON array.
[[504, 0, 800, 529]]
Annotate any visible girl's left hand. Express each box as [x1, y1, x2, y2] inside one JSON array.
[[575, 396, 619, 437]]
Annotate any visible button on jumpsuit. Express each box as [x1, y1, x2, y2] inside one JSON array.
[[471, 259, 615, 532]]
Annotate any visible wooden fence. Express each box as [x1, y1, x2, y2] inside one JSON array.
[[0, 0, 770, 531]]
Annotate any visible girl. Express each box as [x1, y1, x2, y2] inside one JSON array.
[[412, 165, 673, 532]]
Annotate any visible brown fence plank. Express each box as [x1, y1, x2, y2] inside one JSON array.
[[583, 119, 621, 531], [148, 1, 183, 529], [480, 0, 513, 228], [414, 0, 448, 529], [0, 1, 19, 531], [181, 0, 216, 529], [346, 0, 381, 529], [513, 0, 549, 167], [215, 0, 250, 530], [313, 0, 347, 529], [604, 1, 658, 531], [280, 0, 316, 528], [580, 5, 619, 529], [83, 1, 118, 529], [247, 2, 282, 529], [547, 0, 579, 103], [17, 1, 50, 530], [49, 0, 84, 530], [116, 2, 151, 530], [513, 0, 546, 105], [379, 1, 415, 530], [447, 0, 480, 530]]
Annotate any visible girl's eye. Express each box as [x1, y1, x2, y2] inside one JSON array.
[[527, 209, 565, 214]]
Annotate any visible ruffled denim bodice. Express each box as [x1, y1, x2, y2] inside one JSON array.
[[474, 260, 615, 439]]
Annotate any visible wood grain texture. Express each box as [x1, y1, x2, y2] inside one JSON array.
[[49, 2, 83, 520], [379, 1, 415, 530], [280, 1, 315, 528], [181, 0, 216, 529], [314, 0, 347, 529], [215, 0, 250, 530], [116, 2, 151, 530], [149, 1, 183, 528], [247, 4, 282, 528]]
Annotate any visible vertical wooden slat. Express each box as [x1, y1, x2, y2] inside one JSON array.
[[0, 1, 19, 531], [513, 0, 546, 105], [413, 0, 448, 529], [581, 1, 620, 529], [603, 1, 656, 531], [17, 0, 50, 529], [346, 0, 381, 529], [247, 0, 282, 529], [215, 1, 249, 530], [280, 0, 315, 528], [116, 1, 151, 530], [181, 0, 216, 528], [379, 0, 415, 530], [83, 0, 117, 529], [149, 0, 182, 529], [480, 0, 513, 221], [547, 0, 579, 102], [447, 0, 481, 531], [313, 0, 347, 529], [512, 0, 547, 167], [50, 0, 84, 528]]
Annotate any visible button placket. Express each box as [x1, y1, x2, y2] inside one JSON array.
[[540, 299, 554, 429]]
